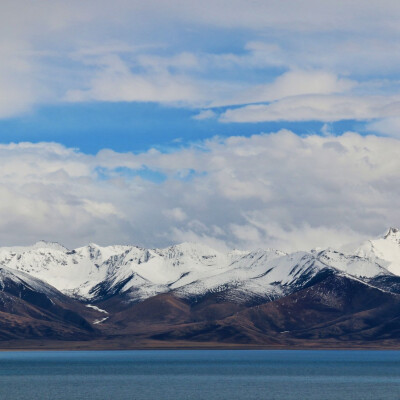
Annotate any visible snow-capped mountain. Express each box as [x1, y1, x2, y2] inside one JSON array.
[[1, 228, 400, 347], [0, 228, 398, 304]]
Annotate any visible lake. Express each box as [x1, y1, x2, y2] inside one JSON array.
[[0, 350, 399, 399]]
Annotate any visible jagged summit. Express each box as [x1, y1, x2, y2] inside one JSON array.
[[32, 240, 69, 251], [384, 227, 400, 240]]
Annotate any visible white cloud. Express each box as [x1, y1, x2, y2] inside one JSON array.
[[64, 52, 247, 107], [320, 123, 333, 137], [192, 110, 217, 120], [220, 95, 400, 123], [2, 1, 400, 118], [367, 117, 400, 139], [163, 207, 187, 221], [0, 42, 43, 118], [64, 54, 204, 105], [0, 132, 400, 251], [214, 70, 356, 107]]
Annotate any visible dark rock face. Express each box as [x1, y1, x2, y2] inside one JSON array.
[[0, 270, 95, 340]]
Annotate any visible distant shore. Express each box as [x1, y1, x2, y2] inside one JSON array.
[[0, 339, 399, 351]]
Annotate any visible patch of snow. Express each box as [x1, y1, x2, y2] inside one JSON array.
[[93, 317, 108, 325], [86, 304, 108, 314]]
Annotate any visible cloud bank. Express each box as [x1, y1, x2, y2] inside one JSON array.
[[1, 131, 399, 251], [2, 0, 400, 131]]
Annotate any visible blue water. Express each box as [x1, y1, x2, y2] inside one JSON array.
[[0, 350, 399, 399]]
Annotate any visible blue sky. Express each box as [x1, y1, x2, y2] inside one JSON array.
[[0, 103, 363, 154], [1, 0, 400, 250]]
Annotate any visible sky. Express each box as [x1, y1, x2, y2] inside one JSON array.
[[2, 0, 400, 251]]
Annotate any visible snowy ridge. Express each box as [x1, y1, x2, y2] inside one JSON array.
[[0, 230, 398, 303], [0, 263, 64, 298], [354, 228, 400, 275]]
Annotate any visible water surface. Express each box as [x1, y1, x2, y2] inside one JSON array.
[[0, 350, 399, 399]]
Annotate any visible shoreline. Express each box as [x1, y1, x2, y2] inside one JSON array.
[[0, 340, 399, 351]]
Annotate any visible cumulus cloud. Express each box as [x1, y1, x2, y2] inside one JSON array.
[[0, 132, 400, 251]]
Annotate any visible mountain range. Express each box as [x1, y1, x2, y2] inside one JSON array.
[[2, 228, 400, 349]]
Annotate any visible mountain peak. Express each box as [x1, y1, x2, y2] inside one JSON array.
[[384, 227, 400, 240], [353, 227, 400, 276], [32, 240, 69, 252], [162, 242, 223, 255]]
